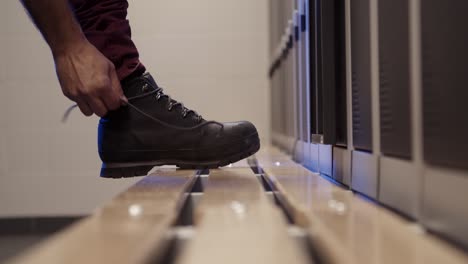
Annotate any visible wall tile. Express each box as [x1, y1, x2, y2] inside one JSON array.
[[134, 34, 268, 78], [4, 1, 43, 36], [4, 34, 55, 83], [129, 0, 268, 36]]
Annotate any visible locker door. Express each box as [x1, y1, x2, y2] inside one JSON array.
[[294, 10, 302, 143], [319, 0, 347, 145], [309, 0, 320, 140], [350, 0, 373, 152], [422, 0, 468, 170], [379, 0, 412, 159], [314, 0, 324, 140], [301, 0, 310, 143], [333, 0, 348, 147]]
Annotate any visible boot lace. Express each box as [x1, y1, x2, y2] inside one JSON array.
[[62, 85, 207, 127], [150, 85, 202, 122]]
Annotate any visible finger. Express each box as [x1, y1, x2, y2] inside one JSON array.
[[110, 67, 127, 106], [76, 99, 93, 117], [101, 91, 121, 111], [86, 96, 108, 117], [120, 95, 128, 105], [100, 67, 124, 111]]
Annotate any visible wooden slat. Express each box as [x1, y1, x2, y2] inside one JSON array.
[[257, 147, 468, 264], [7, 168, 197, 264], [176, 167, 310, 264]]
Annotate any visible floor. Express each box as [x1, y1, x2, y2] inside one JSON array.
[[0, 217, 82, 263], [0, 235, 46, 262]]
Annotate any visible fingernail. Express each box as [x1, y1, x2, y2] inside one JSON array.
[[120, 95, 128, 105]]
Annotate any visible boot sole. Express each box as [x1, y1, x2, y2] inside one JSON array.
[[100, 133, 260, 178]]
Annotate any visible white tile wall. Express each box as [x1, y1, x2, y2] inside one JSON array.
[[1, 1, 270, 216]]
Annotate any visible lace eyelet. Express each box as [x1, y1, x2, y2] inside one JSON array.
[[167, 103, 173, 111], [156, 93, 161, 100], [142, 83, 149, 92]]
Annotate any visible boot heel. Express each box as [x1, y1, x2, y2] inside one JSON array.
[[100, 164, 154, 178]]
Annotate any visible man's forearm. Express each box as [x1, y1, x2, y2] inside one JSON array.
[[20, 0, 87, 56]]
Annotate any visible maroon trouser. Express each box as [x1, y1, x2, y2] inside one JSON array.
[[69, 0, 146, 81]]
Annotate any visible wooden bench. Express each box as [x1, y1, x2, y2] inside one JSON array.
[[6, 146, 468, 264], [255, 146, 468, 264]]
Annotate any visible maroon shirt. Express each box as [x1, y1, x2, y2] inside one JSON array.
[[69, 0, 145, 81]]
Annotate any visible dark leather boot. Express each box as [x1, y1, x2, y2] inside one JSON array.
[[98, 73, 260, 178]]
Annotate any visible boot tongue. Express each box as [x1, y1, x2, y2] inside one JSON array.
[[144, 74, 204, 122], [121, 72, 158, 98], [142, 72, 159, 88], [122, 72, 205, 124]]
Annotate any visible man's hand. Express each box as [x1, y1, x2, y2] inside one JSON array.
[[54, 40, 125, 117], [20, 0, 127, 117]]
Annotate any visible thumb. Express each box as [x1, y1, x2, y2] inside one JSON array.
[[110, 68, 127, 106]]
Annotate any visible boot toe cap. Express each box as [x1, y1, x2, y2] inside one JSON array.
[[224, 121, 258, 138]]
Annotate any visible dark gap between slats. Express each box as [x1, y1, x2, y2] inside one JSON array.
[[173, 171, 205, 227]]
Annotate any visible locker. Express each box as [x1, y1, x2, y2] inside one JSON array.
[[421, 0, 468, 248], [332, 0, 352, 186], [350, 0, 380, 198]]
